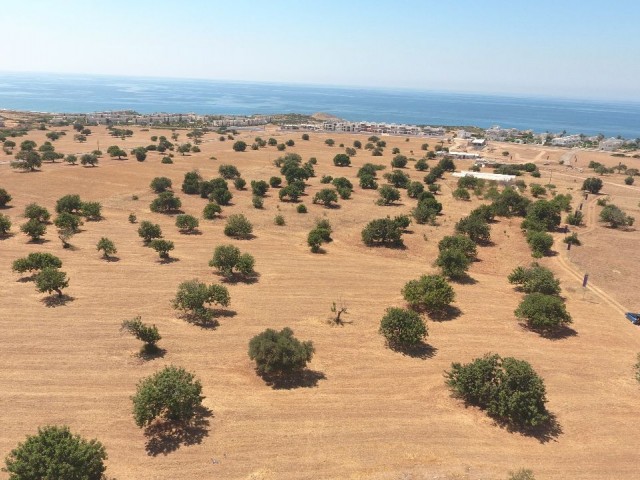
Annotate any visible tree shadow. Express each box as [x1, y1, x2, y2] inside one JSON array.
[[27, 238, 50, 244], [258, 369, 326, 390], [365, 242, 407, 250], [219, 273, 260, 284], [0, 232, 16, 240], [144, 406, 212, 456], [501, 412, 563, 444], [179, 230, 202, 236], [17, 274, 36, 283], [521, 323, 578, 340], [428, 305, 463, 322], [228, 233, 256, 240], [41, 294, 75, 307], [450, 274, 477, 285], [103, 255, 121, 263], [137, 346, 167, 361], [390, 342, 438, 360], [158, 257, 180, 265]]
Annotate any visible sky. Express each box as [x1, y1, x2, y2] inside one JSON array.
[[1, 0, 639, 100]]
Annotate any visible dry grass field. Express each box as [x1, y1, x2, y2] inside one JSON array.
[[1, 124, 639, 479]]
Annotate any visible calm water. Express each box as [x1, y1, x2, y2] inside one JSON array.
[[1, 72, 639, 138]]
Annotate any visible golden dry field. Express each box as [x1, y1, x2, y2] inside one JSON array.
[[1, 124, 639, 479]]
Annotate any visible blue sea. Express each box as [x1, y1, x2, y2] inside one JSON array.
[[0, 72, 639, 139]]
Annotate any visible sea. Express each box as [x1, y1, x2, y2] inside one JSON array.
[[1, 72, 639, 139]]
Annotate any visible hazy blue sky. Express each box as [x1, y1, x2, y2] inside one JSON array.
[[1, 0, 639, 100]]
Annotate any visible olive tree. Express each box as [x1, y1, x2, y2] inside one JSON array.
[[34, 267, 69, 297], [150, 176, 172, 193], [248, 327, 314, 376], [150, 239, 175, 259], [526, 231, 554, 258], [12, 252, 62, 275], [402, 274, 455, 312], [508, 264, 560, 295], [150, 192, 182, 213], [361, 217, 404, 247], [175, 214, 199, 233], [209, 244, 256, 278], [313, 188, 338, 208], [0, 188, 11, 207], [445, 353, 549, 428], [137, 221, 162, 243], [172, 279, 230, 323], [436, 248, 472, 279], [132, 366, 204, 427], [96, 237, 117, 259], [3, 426, 107, 480], [515, 293, 572, 333], [376, 185, 401, 205], [455, 215, 491, 244], [121, 316, 161, 355], [203, 202, 222, 220], [379, 307, 427, 348], [438, 235, 477, 259], [24, 203, 50, 223], [582, 177, 603, 194], [20, 219, 47, 241], [224, 214, 253, 238], [0, 214, 10, 235], [600, 204, 634, 228]]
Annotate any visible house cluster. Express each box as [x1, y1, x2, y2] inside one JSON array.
[[281, 121, 445, 136], [485, 126, 535, 142], [49, 112, 271, 128]]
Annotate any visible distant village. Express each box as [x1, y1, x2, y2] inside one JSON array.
[[1, 110, 637, 153]]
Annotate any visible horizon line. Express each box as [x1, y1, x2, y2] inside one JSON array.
[[1, 69, 639, 106]]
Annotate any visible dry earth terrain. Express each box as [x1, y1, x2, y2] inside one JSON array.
[[0, 124, 639, 479]]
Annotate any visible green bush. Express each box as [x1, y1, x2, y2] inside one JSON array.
[[121, 316, 161, 354], [600, 204, 634, 228], [150, 192, 182, 213], [445, 353, 549, 428], [582, 177, 603, 194], [333, 153, 351, 167], [565, 211, 583, 226], [508, 263, 561, 295], [296, 204, 307, 214], [384, 170, 410, 188], [436, 248, 472, 278], [175, 214, 199, 233], [438, 235, 477, 259], [96, 237, 117, 259], [150, 239, 174, 259], [24, 203, 50, 223], [3, 426, 107, 480], [402, 274, 455, 312], [514, 293, 572, 333], [219, 164, 240, 179], [251, 180, 270, 197], [0, 188, 12, 207], [34, 267, 69, 297], [0, 213, 11, 235], [379, 307, 427, 348], [361, 218, 403, 247], [406, 181, 424, 198], [137, 221, 162, 243], [391, 155, 408, 168], [172, 279, 230, 323], [20, 218, 47, 241], [132, 366, 203, 427], [12, 252, 62, 274], [55, 194, 82, 214], [234, 177, 246, 190], [452, 187, 471, 201], [203, 202, 222, 220], [274, 214, 285, 226], [232, 140, 247, 152], [415, 158, 428, 171], [526, 230, 554, 258], [224, 214, 253, 238], [455, 215, 491, 243], [80, 201, 102, 221], [209, 244, 256, 278], [313, 188, 338, 208], [248, 327, 314, 375], [377, 185, 401, 205]]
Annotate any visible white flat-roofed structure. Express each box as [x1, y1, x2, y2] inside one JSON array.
[[452, 171, 516, 184], [437, 151, 482, 159]]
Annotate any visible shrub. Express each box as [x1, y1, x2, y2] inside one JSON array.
[[377, 185, 401, 205], [0, 188, 11, 207], [150, 192, 182, 213], [203, 201, 222, 220], [232, 140, 247, 152], [219, 164, 240, 179], [625, 176, 634, 185], [274, 214, 285, 226], [0, 213, 10, 235], [325, 138, 335, 146], [384, 170, 410, 188], [563, 232, 581, 246], [172, 279, 230, 322], [333, 153, 351, 167], [132, 366, 203, 428], [24, 203, 50, 223], [161, 156, 173, 164], [391, 155, 408, 168], [80, 201, 102, 221], [12, 252, 62, 274], [269, 176, 282, 188], [248, 327, 314, 375], [445, 353, 549, 428], [415, 158, 428, 171], [150, 239, 175, 259], [296, 204, 307, 214], [439, 235, 477, 259], [379, 307, 427, 348], [582, 177, 603, 193], [251, 180, 269, 197], [233, 177, 246, 190], [54, 212, 81, 234], [175, 214, 199, 233], [137, 221, 162, 243], [34, 267, 69, 297], [209, 244, 256, 278], [20, 219, 47, 241], [436, 248, 472, 279], [182, 170, 202, 194], [530, 184, 546, 197], [526, 230, 553, 258], [455, 215, 491, 243], [361, 218, 403, 247], [521, 200, 561, 232], [150, 176, 172, 193], [452, 187, 471, 201], [402, 274, 455, 312], [359, 173, 378, 189], [3, 426, 107, 480], [313, 188, 339, 207], [491, 188, 530, 217], [96, 237, 117, 259], [565, 211, 583, 226], [301, 133, 310, 141], [412, 198, 440, 225], [406, 181, 424, 198], [224, 214, 253, 238], [508, 469, 536, 480], [515, 293, 572, 333], [600, 204, 634, 228], [55, 194, 82, 214], [508, 264, 560, 295], [121, 316, 161, 354]]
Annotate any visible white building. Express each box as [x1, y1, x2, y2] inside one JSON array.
[[551, 135, 581, 147], [599, 137, 624, 151], [452, 171, 515, 184]]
